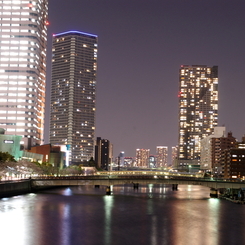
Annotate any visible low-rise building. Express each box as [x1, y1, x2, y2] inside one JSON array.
[[0, 128, 22, 160], [26, 144, 65, 169]]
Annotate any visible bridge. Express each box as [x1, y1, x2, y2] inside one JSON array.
[[31, 171, 245, 197]]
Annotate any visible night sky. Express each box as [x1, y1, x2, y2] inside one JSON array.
[[45, 0, 245, 160]]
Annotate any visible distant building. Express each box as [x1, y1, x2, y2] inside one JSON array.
[[95, 137, 113, 170], [177, 65, 218, 168], [0, 1, 48, 149], [118, 151, 125, 167], [171, 146, 178, 167], [124, 157, 134, 167], [149, 155, 156, 168], [50, 31, 98, 164], [156, 146, 168, 168], [136, 149, 150, 168]]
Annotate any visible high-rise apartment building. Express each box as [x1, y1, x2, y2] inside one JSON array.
[[136, 149, 150, 168], [95, 137, 113, 171], [177, 65, 218, 167], [50, 31, 98, 164], [156, 146, 168, 168], [200, 126, 226, 171], [0, 1, 48, 149], [171, 146, 178, 167]]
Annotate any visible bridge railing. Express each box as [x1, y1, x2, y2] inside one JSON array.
[[96, 170, 204, 178]]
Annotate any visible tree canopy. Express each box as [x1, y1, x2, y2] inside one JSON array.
[[0, 152, 16, 162]]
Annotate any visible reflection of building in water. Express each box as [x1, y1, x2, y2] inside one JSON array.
[[136, 149, 150, 168]]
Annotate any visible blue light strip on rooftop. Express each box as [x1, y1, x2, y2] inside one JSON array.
[[53, 30, 97, 38]]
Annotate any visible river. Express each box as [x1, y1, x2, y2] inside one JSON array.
[[0, 184, 244, 245]]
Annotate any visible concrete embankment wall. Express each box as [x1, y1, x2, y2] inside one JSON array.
[[0, 180, 32, 198]]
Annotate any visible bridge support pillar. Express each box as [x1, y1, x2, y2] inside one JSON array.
[[210, 188, 218, 198], [106, 186, 111, 195], [172, 184, 178, 190], [133, 183, 139, 190], [95, 185, 100, 188]]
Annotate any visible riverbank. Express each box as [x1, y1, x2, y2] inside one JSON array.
[[0, 180, 32, 198], [220, 195, 245, 204], [0, 179, 66, 198]]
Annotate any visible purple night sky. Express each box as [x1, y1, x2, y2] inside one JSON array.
[[45, 0, 245, 160]]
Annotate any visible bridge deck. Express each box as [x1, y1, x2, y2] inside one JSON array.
[[31, 175, 245, 189]]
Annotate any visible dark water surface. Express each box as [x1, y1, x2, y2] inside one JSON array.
[[0, 184, 245, 245]]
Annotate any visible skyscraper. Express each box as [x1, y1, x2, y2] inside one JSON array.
[[0, 1, 48, 149], [50, 31, 98, 164], [177, 65, 218, 168]]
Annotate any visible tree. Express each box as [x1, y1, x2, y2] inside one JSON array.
[[88, 157, 96, 167], [59, 165, 85, 175], [0, 152, 16, 162]]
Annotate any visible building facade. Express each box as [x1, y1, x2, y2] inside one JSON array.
[[95, 137, 113, 170], [124, 157, 134, 167], [200, 127, 226, 171], [136, 149, 150, 168], [0, 0, 48, 149], [156, 146, 168, 168], [211, 131, 236, 175], [149, 155, 156, 168], [50, 31, 98, 164], [0, 128, 22, 160], [177, 65, 218, 168], [26, 144, 65, 169], [171, 146, 178, 167], [221, 148, 245, 179]]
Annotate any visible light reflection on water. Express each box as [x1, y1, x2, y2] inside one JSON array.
[[60, 203, 71, 245], [0, 184, 245, 245], [103, 195, 114, 245], [0, 194, 38, 245]]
